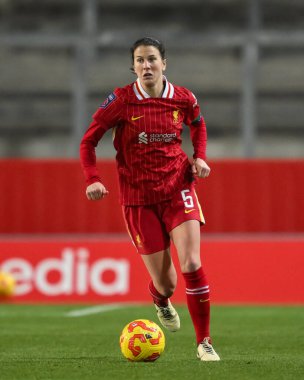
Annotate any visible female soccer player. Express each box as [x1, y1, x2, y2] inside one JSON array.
[[80, 37, 220, 361]]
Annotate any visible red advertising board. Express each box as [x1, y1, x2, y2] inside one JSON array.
[[0, 159, 303, 234], [1, 237, 303, 304]]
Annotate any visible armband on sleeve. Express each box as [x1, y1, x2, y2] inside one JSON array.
[[189, 115, 207, 160]]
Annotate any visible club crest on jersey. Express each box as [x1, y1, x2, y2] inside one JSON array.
[[99, 93, 116, 109], [173, 109, 181, 124]]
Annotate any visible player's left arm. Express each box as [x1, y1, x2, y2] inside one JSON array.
[[191, 157, 210, 178], [184, 92, 211, 178]]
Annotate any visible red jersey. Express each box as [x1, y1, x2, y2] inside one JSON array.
[[80, 77, 207, 205]]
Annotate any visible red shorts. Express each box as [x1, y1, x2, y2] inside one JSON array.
[[122, 186, 205, 255]]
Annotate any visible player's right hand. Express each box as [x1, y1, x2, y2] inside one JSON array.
[[86, 182, 109, 201]]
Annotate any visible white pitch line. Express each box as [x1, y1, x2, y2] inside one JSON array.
[[65, 304, 124, 317]]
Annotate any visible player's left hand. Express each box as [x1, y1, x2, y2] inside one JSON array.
[[192, 158, 211, 178]]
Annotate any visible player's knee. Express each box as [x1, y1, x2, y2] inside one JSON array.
[[180, 259, 201, 274]]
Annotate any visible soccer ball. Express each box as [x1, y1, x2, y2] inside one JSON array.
[[0, 271, 16, 298], [119, 319, 165, 362]]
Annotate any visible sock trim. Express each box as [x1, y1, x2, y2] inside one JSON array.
[[186, 285, 209, 295]]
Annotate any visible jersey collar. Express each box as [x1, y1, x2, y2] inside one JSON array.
[[133, 76, 174, 100]]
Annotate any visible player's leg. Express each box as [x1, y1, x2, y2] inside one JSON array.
[[122, 204, 180, 332], [170, 219, 201, 273], [170, 220, 209, 340], [163, 186, 220, 360], [141, 249, 180, 332], [141, 248, 177, 299], [170, 220, 220, 360]]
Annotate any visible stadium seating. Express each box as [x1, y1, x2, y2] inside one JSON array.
[[0, 0, 304, 158]]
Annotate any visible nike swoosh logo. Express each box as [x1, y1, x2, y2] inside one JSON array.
[[200, 299, 210, 303], [185, 209, 195, 214], [131, 115, 144, 121]]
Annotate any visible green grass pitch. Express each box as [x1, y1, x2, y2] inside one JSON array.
[[0, 304, 303, 380]]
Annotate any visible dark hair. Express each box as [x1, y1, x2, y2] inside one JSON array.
[[130, 37, 166, 71]]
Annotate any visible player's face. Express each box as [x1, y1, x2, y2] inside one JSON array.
[[133, 45, 166, 92]]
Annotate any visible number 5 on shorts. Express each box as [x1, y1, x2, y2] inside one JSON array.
[[181, 189, 194, 208]]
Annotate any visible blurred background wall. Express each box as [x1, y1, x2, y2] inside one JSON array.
[[1, 0, 303, 159]]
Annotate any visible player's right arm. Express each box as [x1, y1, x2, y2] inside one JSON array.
[[80, 90, 123, 199], [86, 181, 109, 201]]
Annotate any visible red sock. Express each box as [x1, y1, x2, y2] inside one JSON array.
[[148, 280, 169, 307], [182, 267, 210, 344]]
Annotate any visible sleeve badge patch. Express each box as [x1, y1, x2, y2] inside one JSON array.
[[99, 93, 116, 109]]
